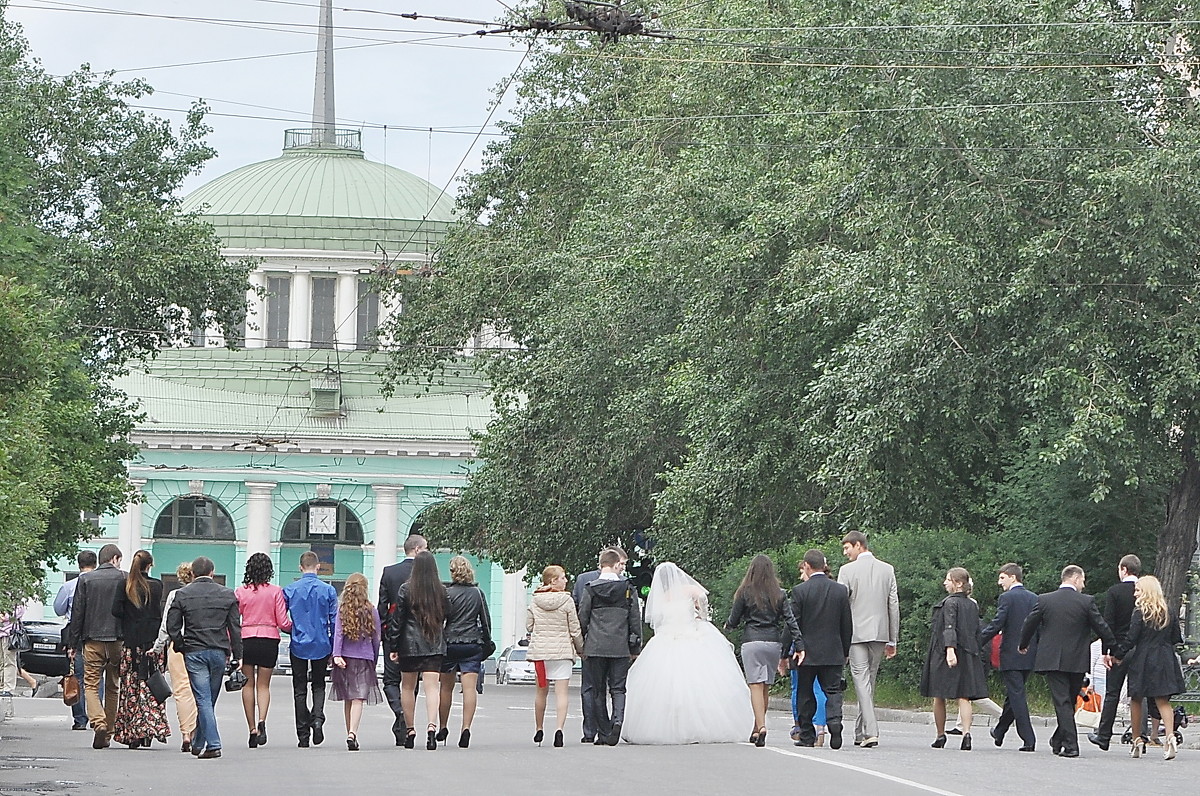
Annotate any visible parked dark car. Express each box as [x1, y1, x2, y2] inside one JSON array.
[[20, 619, 71, 677]]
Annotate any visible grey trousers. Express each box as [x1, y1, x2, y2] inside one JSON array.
[[848, 641, 886, 741]]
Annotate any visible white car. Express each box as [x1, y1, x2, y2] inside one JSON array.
[[495, 645, 537, 685]]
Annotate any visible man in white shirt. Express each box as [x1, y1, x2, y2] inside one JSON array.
[[53, 550, 97, 730]]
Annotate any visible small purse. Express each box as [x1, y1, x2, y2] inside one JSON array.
[[147, 668, 172, 704], [62, 658, 80, 706]]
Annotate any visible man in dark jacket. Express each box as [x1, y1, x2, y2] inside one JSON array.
[[578, 549, 642, 746], [1088, 554, 1141, 751], [1019, 564, 1115, 757], [980, 563, 1039, 752], [65, 543, 125, 750], [376, 533, 425, 744], [167, 556, 242, 759], [573, 546, 627, 743], [788, 549, 853, 750]]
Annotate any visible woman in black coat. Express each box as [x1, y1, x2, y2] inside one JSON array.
[[385, 551, 450, 750], [1125, 575, 1186, 760], [920, 567, 986, 751], [110, 549, 169, 749]]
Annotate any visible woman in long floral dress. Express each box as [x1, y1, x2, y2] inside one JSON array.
[[111, 549, 171, 748]]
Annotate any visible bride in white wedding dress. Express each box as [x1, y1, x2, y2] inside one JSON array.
[[621, 563, 754, 744]]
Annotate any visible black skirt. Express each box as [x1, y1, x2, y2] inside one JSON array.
[[242, 637, 280, 669], [398, 654, 444, 673]]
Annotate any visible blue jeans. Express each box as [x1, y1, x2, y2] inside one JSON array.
[[184, 649, 227, 752]]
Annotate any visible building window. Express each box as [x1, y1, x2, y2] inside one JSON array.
[[153, 497, 236, 540], [311, 276, 336, 349], [356, 279, 379, 350], [281, 500, 363, 545], [266, 275, 292, 348]]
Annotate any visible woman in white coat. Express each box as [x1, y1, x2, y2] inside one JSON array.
[[525, 565, 584, 748]]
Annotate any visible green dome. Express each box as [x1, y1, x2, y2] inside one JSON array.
[[181, 129, 456, 254]]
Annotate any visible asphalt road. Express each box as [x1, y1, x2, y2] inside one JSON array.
[[1, 681, 1195, 795]]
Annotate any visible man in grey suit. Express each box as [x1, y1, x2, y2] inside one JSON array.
[[836, 531, 899, 748], [1018, 564, 1115, 758], [573, 546, 627, 744]]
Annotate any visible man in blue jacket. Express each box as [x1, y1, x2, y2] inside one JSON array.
[[283, 551, 337, 747], [980, 563, 1039, 752]]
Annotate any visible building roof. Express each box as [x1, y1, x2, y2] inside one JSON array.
[[180, 129, 457, 253], [116, 348, 493, 447]]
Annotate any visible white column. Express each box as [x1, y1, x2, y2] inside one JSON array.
[[289, 270, 312, 349], [245, 481, 277, 555], [371, 484, 404, 575], [246, 271, 267, 349], [335, 272, 358, 351], [130, 479, 148, 551]]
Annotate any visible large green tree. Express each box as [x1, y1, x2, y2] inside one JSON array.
[[382, 0, 1200, 597], [0, 9, 251, 608]]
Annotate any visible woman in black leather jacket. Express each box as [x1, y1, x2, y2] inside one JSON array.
[[386, 551, 450, 750], [434, 556, 493, 748], [111, 550, 169, 749], [724, 554, 800, 747]]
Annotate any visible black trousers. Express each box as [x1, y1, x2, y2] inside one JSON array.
[[1096, 656, 1136, 741], [1044, 670, 1085, 754], [582, 657, 631, 740], [381, 653, 407, 738], [993, 669, 1036, 747], [580, 659, 597, 741], [290, 654, 329, 740], [794, 665, 845, 745]]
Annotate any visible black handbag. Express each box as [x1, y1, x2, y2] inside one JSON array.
[[146, 668, 172, 704], [481, 637, 497, 659], [7, 620, 31, 652]]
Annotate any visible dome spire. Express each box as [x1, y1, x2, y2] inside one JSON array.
[[312, 0, 335, 146]]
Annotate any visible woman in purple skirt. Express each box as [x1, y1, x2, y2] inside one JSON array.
[[331, 573, 382, 751]]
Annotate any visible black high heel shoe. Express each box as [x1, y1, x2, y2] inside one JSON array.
[[249, 731, 259, 749], [960, 733, 972, 751], [347, 732, 359, 752], [755, 727, 767, 748], [553, 729, 564, 747], [931, 734, 947, 748], [404, 729, 416, 749], [435, 727, 449, 744], [534, 729, 544, 746], [459, 728, 471, 748], [427, 724, 438, 750]]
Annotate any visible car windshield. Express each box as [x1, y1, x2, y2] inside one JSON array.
[[510, 649, 527, 660]]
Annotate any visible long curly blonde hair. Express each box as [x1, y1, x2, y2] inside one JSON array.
[[338, 573, 373, 642], [1134, 575, 1169, 630]]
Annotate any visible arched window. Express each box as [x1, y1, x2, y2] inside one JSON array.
[[153, 497, 236, 540], [282, 500, 363, 545]]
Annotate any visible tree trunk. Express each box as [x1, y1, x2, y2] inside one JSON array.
[[1157, 437, 1200, 615]]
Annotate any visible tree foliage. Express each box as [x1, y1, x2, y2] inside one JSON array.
[[382, 0, 1200, 598], [0, 10, 252, 608]]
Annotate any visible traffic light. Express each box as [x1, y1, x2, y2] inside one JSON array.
[[627, 554, 656, 599]]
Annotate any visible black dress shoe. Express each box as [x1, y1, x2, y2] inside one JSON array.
[[1018, 746, 1035, 752], [198, 748, 222, 759], [1087, 732, 1109, 751], [946, 727, 963, 736], [312, 723, 325, 746], [298, 738, 310, 748], [1059, 749, 1079, 758], [990, 726, 1004, 747], [828, 723, 843, 750], [794, 741, 815, 747]]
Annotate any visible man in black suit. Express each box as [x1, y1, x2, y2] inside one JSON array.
[[980, 563, 1038, 752], [376, 533, 426, 745], [1088, 554, 1141, 751], [788, 549, 853, 750], [1019, 564, 1116, 757]]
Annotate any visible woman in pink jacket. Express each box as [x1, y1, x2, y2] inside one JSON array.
[[236, 552, 292, 748]]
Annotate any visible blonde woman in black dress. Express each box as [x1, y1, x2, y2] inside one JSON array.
[[921, 567, 986, 751], [1125, 575, 1185, 760]]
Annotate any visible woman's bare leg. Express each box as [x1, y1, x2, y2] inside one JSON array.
[[460, 672, 479, 730], [534, 684, 548, 731], [553, 678, 570, 731], [400, 671, 419, 731], [438, 673, 455, 729]]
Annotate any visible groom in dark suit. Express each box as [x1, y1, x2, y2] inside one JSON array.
[[788, 549, 853, 750], [1019, 564, 1115, 757], [376, 533, 426, 745], [980, 563, 1038, 751]]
